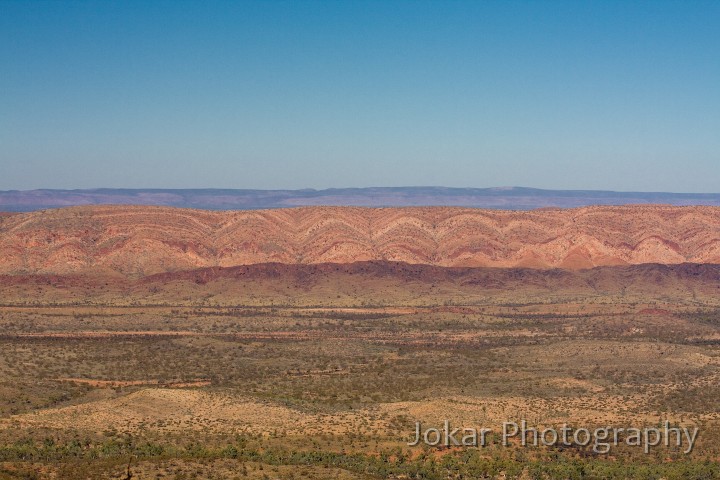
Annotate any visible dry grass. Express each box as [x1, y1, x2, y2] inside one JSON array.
[[1, 266, 720, 477]]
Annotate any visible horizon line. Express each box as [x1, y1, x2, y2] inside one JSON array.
[[2, 186, 720, 195]]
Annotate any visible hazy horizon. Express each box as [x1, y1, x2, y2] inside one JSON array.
[[2, 1, 719, 192], [3, 185, 720, 195]]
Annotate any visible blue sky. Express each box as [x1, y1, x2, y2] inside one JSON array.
[[1, 0, 719, 192]]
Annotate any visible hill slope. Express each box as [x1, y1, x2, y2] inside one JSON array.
[[1, 205, 719, 276]]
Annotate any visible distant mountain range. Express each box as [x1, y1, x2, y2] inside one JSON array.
[[1, 187, 719, 212]]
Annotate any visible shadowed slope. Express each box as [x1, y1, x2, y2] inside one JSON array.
[[0, 262, 719, 307]]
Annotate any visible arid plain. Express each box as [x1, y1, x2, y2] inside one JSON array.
[[1, 205, 720, 479]]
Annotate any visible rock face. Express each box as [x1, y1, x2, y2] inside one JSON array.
[[0, 205, 719, 276]]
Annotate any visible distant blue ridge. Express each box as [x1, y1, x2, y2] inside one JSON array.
[[1, 187, 719, 212]]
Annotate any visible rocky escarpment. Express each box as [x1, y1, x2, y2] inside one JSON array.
[[0, 205, 719, 276]]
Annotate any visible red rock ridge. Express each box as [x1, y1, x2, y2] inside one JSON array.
[[0, 205, 718, 276]]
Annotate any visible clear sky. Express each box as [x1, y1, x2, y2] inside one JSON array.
[[1, 0, 719, 192]]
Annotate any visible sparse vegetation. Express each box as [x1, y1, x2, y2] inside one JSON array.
[[0, 266, 719, 478]]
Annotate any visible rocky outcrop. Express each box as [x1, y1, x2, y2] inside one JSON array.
[[0, 205, 719, 276]]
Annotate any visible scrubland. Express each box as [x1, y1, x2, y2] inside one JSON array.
[[0, 263, 719, 478]]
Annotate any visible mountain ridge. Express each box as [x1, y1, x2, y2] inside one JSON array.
[[1, 204, 719, 276], [2, 186, 720, 212]]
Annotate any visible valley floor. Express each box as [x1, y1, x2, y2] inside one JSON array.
[[0, 264, 719, 478]]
